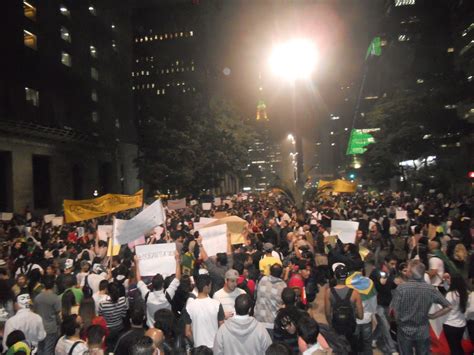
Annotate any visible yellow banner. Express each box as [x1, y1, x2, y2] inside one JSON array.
[[317, 179, 357, 193], [64, 190, 144, 223]]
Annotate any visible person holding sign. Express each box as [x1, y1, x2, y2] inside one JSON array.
[[134, 252, 181, 328]]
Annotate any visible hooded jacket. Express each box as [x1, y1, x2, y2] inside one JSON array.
[[213, 315, 271, 355]]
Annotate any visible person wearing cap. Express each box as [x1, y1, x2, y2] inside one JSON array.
[[259, 243, 282, 277], [80, 263, 107, 295], [213, 269, 246, 319], [324, 264, 363, 353], [3, 293, 46, 351]]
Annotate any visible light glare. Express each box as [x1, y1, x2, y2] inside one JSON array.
[[269, 39, 317, 81]]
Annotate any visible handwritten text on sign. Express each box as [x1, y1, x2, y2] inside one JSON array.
[[136, 243, 176, 277]]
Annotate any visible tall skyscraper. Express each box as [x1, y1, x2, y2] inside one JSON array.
[[0, 0, 139, 213]]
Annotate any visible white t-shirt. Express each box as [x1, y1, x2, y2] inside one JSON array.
[[185, 297, 223, 348], [213, 287, 246, 313], [444, 291, 466, 328], [428, 257, 444, 286], [55, 336, 88, 355], [93, 292, 108, 313], [80, 273, 106, 294]]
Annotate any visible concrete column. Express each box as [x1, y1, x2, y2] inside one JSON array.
[[12, 148, 33, 213]]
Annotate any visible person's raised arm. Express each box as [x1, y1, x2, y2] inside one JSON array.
[[324, 286, 332, 325], [134, 255, 142, 283], [197, 236, 209, 261], [175, 251, 181, 280], [227, 232, 232, 255]]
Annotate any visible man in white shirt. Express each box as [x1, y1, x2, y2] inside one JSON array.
[[80, 263, 107, 294], [184, 274, 224, 348], [134, 253, 181, 328], [425, 241, 445, 287], [3, 293, 46, 351], [213, 269, 246, 319]]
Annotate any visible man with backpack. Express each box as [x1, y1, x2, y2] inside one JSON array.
[[324, 264, 363, 354]]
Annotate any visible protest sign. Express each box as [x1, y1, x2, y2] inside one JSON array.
[[64, 190, 143, 223], [199, 224, 227, 257], [201, 216, 247, 245], [167, 198, 186, 210], [114, 199, 166, 245], [214, 212, 227, 219], [107, 221, 121, 256], [0, 213, 13, 221], [190, 200, 197, 206], [77, 227, 85, 238], [396, 210, 408, 220], [194, 217, 217, 230], [330, 220, 359, 244], [202, 202, 212, 211], [214, 197, 221, 206], [52, 217, 64, 226], [136, 243, 176, 277], [44, 214, 56, 223], [98, 225, 113, 241]]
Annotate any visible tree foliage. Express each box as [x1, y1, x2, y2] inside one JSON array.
[[135, 94, 255, 195]]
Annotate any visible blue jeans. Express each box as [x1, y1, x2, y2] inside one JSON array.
[[37, 332, 58, 355], [355, 323, 373, 355], [397, 332, 430, 355], [373, 305, 397, 353]]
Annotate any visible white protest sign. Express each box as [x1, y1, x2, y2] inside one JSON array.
[[44, 214, 56, 223], [0, 213, 13, 221], [77, 227, 85, 238], [199, 224, 227, 257], [396, 210, 408, 220], [202, 202, 212, 211], [214, 197, 222, 206], [128, 236, 145, 249], [115, 199, 166, 245], [167, 198, 186, 210], [52, 216, 64, 226], [136, 243, 176, 277], [330, 220, 359, 244], [190, 200, 198, 206], [194, 217, 217, 230], [98, 225, 113, 241]]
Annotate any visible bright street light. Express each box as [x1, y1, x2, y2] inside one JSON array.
[[269, 39, 317, 81]]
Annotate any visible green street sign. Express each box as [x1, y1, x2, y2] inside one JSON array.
[[346, 128, 378, 155]]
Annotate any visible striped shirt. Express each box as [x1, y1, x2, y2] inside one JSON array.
[[98, 296, 128, 330], [390, 279, 450, 339]]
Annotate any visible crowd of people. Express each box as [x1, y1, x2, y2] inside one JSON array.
[[0, 190, 472, 355]]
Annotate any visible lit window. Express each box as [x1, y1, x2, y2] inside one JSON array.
[[61, 52, 71, 67], [24, 30, 37, 50], [59, 4, 70, 17], [191, 66, 194, 71], [111, 24, 115, 29], [190, 31, 194, 36], [91, 90, 98, 102], [151, 84, 155, 88], [180, 32, 183, 37], [164, 34, 168, 39], [92, 111, 99, 122], [88, 5, 97, 15], [115, 119, 120, 128], [132, 86, 135, 90], [23, 1, 36, 21], [141, 71, 144, 75], [131, 72, 134, 77], [25, 87, 39, 106], [155, 35, 158, 40], [90, 45, 97, 58], [112, 41, 117, 51], [146, 84, 149, 88], [162, 88, 165, 94], [170, 34, 173, 39], [91, 67, 99, 80], [145, 36, 148, 41], [447, 47, 454, 53], [146, 71, 149, 76], [417, 78, 424, 84], [157, 89, 161, 95], [395, 0, 415, 6], [175, 32, 178, 37], [60, 27, 71, 42], [160, 35, 163, 40]]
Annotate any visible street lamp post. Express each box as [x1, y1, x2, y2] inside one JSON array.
[[269, 39, 317, 191]]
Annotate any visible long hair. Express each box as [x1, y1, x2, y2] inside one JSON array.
[[449, 275, 468, 313], [61, 289, 76, 317], [79, 298, 96, 329]]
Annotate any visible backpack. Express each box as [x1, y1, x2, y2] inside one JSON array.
[[82, 275, 93, 299], [330, 287, 356, 336]]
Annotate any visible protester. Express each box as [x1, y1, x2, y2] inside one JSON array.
[[212, 269, 246, 319], [55, 314, 88, 355]]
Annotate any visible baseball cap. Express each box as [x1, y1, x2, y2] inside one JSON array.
[[334, 264, 349, 280], [263, 243, 273, 252], [331, 262, 345, 273], [225, 269, 239, 280]]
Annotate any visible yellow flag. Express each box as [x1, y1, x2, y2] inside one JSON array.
[[333, 179, 357, 193], [64, 190, 144, 223]]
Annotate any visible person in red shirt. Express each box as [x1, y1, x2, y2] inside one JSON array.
[[235, 263, 255, 297]]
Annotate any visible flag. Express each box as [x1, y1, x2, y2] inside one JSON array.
[[64, 190, 143, 223], [345, 272, 376, 301], [366, 37, 382, 59]]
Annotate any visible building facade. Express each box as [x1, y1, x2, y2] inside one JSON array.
[[0, 0, 139, 214]]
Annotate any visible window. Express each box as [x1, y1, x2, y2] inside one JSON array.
[[59, 4, 70, 17], [25, 87, 39, 106], [115, 119, 120, 129], [88, 5, 97, 15], [112, 41, 117, 51], [92, 111, 99, 122], [24, 30, 37, 50], [398, 34, 410, 41], [91, 89, 98, 102], [61, 52, 71, 67], [190, 31, 194, 36], [90, 45, 97, 58], [60, 27, 71, 42], [447, 47, 454, 53], [395, 0, 415, 6], [23, 1, 36, 21], [91, 67, 98, 80]]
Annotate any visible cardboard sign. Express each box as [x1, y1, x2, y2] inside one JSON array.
[[396, 210, 408, 220], [0, 213, 13, 221], [98, 225, 113, 241], [202, 202, 212, 211], [198, 224, 227, 257], [115, 199, 166, 245], [167, 198, 186, 210], [214, 197, 222, 206], [194, 217, 217, 231], [330, 220, 359, 244], [44, 214, 56, 223], [52, 217, 64, 226], [136, 243, 176, 277]]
